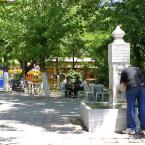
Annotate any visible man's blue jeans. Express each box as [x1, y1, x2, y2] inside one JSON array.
[[126, 86, 145, 131], [140, 86, 145, 130]]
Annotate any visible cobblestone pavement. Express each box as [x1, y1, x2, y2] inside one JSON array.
[[0, 92, 145, 145]]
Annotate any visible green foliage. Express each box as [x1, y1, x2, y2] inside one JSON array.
[[13, 73, 22, 80], [83, 31, 111, 85], [2, 0, 145, 86], [0, 0, 112, 82], [93, 0, 145, 72], [0, 0, 89, 72], [66, 70, 82, 82], [87, 102, 110, 109], [108, 1, 145, 69]]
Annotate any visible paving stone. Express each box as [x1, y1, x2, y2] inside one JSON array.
[[117, 138, 129, 143], [0, 92, 144, 145], [141, 139, 145, 143], [129, 139, 142, 143], [103, 138, 119, 143]]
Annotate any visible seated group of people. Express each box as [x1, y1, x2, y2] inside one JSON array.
[[61, 76, 87, 98]]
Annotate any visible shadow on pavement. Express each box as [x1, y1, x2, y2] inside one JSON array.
[[0, 92, 85, 135]]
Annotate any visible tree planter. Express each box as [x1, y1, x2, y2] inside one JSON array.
[[80, 102, 140, 134]]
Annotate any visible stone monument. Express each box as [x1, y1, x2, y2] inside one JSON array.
[[108, 26, 130, 107], [80, 26, 140, 134]]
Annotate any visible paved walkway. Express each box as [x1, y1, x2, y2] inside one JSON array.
[[0, 92, 145, 145]]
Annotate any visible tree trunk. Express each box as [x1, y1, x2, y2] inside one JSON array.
[[3, 56, 9, 92], [55, 57, 59, 75], [3, 71, 9, 92], [72, 47, 75, 70], [39, 59, 50, 97], [20, 60, 36, 77]]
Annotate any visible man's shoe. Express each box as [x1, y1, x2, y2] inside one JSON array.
[[122, 128, 135, 135]]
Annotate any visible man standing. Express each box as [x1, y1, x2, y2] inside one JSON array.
[[120, 66, 145, 135]]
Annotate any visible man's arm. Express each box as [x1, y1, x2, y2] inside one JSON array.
[[120, 70, 127, 84], [119, 70, 127, 93], [119, 82, 126, 93]]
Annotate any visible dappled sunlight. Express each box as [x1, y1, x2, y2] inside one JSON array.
[[54, 101, 69, 104], [0, 93, 89, 145], [0, 101, 17, 111], [61, 114, 79, 117], [40, 108, 59, 114], [34, 102, 46, 105], [0, 119, 88, 145], [0, 93, 82, 132], [0, 120, 49, 145], [1, 93, 142, 145], [58, 104, 65, 107], [70, 111, 78, 114], [51, 123, 83, 134], [74, 107, 80, 110]]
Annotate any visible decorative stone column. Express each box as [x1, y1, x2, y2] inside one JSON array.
[[108, 26, 130, 107]]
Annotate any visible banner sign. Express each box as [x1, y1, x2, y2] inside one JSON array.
[[0, 68, 4, 91]]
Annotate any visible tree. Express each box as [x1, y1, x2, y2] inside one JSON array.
[[113, 0, 145, 71], [92, 0, 145, 72], [0, 0, 96, 94], [1, 0, 116, 90]]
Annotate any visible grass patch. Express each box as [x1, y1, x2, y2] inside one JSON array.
[[86, 102, 110, 109], [86, 102, 127, 109]]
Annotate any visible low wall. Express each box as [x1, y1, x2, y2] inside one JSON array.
[[80, 102, 140, 134]]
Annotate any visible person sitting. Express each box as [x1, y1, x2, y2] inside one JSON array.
[[73, 76, 83, 98], [80, 76, 88, 97], [60, 76, 66, 91], [64, 76, 73, 98]]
